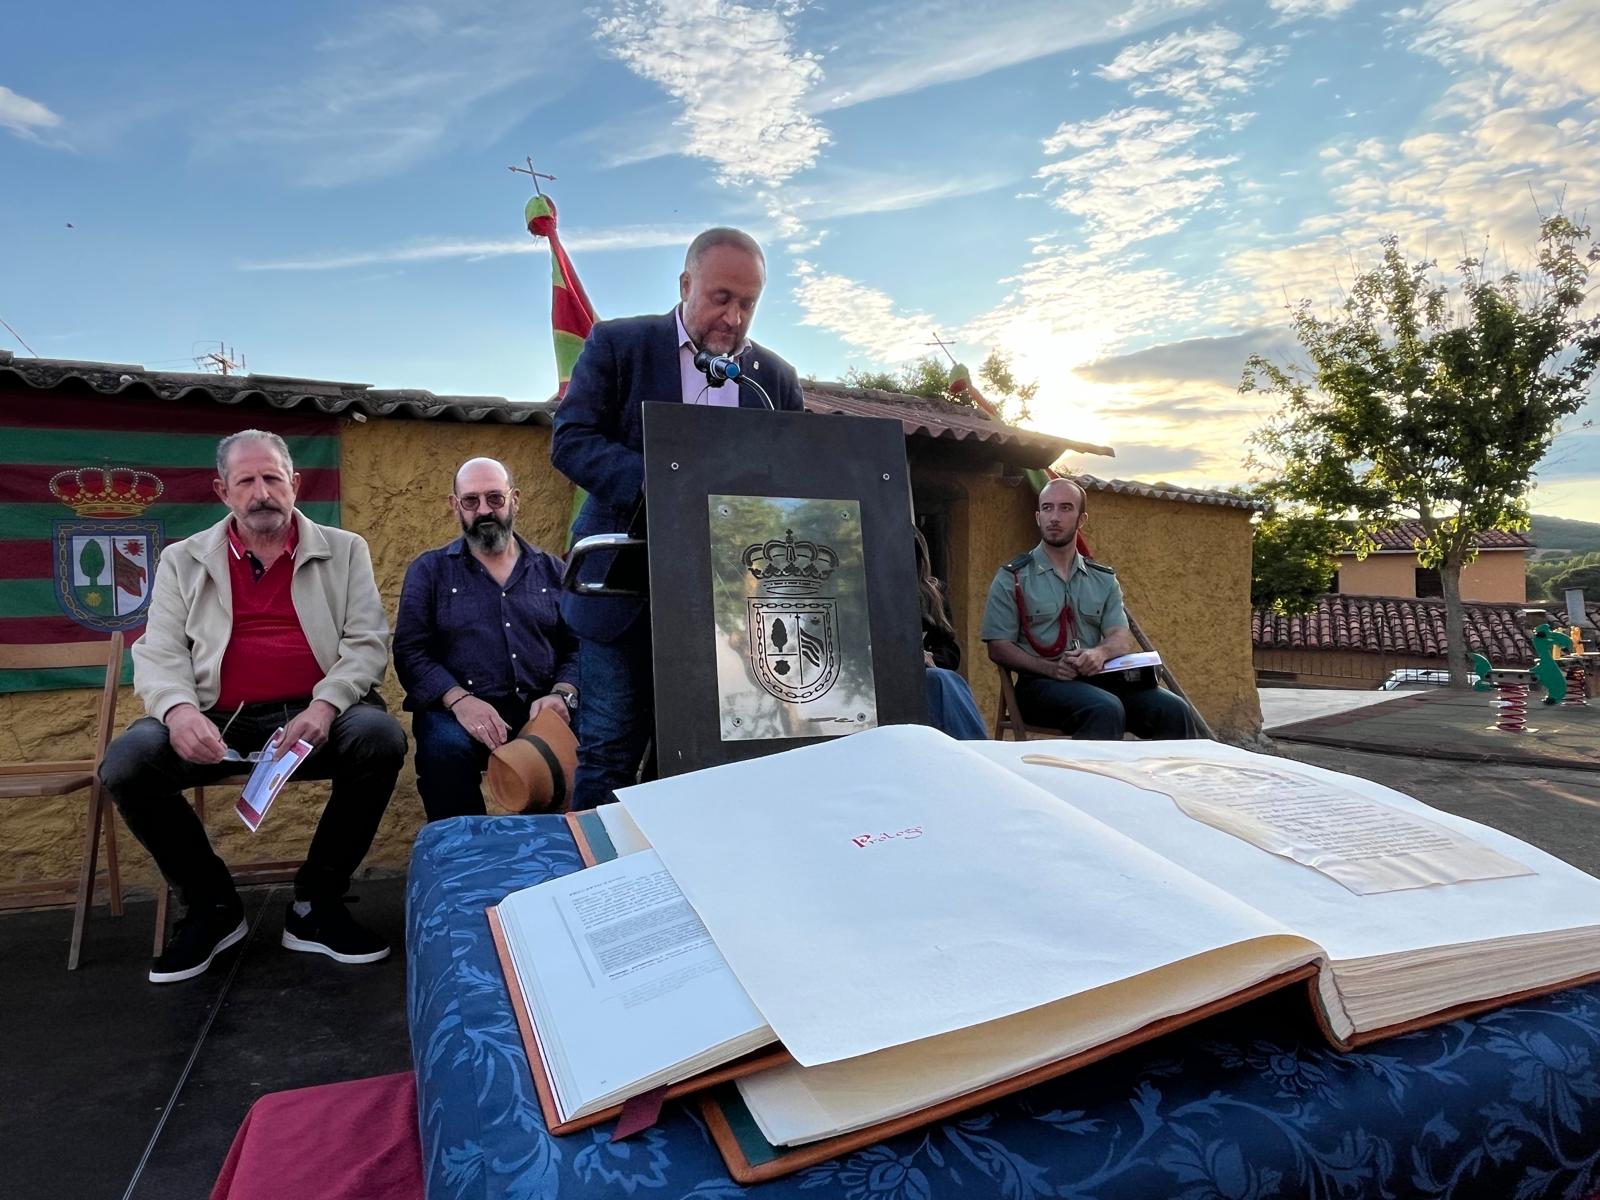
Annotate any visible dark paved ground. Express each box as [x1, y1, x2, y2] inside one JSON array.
[[1268, 686, 1600, 770], [0, 876, 409, 1200]]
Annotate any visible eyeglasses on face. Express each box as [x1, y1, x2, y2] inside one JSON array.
[[456, 491, 509, 513]]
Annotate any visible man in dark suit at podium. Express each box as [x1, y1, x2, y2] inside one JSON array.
[[551, 227, 805, 808]]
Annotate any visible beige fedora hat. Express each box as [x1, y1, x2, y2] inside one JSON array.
[[486, 707, 578, 814]]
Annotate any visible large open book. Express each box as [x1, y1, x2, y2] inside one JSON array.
[[504, 727, 1600, 1178]]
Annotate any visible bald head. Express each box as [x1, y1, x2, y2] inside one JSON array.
[[454, 457, 513, 494], [1036, 477, 1087, 549], [451, 457, 518, 554]]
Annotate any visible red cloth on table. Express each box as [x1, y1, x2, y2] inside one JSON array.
[[210, 1072, 423, 1200]]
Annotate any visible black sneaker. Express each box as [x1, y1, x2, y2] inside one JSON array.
[[280, 899, 390, 964], [150, 902, 248, 984]]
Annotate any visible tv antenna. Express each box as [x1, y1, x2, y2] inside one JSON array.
[[194, 341, 246, 376]]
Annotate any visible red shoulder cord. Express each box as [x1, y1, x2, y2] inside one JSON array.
[[1013, 571, 1074, 658]]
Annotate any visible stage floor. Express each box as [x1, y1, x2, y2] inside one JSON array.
[[0, 876, 410, 1200]]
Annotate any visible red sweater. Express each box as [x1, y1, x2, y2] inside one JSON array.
[[214, 521, 325, 709]]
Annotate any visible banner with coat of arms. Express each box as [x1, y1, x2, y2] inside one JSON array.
[[0, 386, 340, 692]]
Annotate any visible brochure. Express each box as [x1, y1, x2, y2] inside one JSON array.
[[235, 729, 314, 832]]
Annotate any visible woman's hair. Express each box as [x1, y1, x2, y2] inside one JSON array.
[[913, 526, 955, 637]]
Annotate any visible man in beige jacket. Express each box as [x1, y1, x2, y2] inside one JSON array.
[[100, 429, 406, 983]]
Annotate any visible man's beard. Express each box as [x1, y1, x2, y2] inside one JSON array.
[[463, 511, 513, 552], [1040, 525, 1077, 548]]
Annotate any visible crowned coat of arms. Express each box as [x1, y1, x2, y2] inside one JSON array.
[[743, 529, 841, 704], [49, 467, 164, 632]]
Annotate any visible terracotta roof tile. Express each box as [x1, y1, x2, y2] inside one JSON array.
[[801, 382, 1107, 465], [1252, 594, 1600, 662], [1364, 520, 1531, 551], [1073, 473, 1267, 512]]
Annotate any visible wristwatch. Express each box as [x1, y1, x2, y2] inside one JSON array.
[[555, 688, 579, 716]]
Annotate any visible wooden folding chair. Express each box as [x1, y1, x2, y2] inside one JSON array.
[[993, 665, 1063, 741], [0, 632, 126, 969]]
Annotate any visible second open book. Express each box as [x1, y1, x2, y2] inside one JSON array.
[[490, 725, 1600, 1173]]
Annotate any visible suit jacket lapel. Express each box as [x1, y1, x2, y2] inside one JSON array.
[[654, 310, 683, 404]]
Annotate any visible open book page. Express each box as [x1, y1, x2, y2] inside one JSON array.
[[738, 934, 1319, 1146], [496, 848, 772, 1120], [1097, 650, 1161, 672], [618, 725, 1302, 1068], [1033, 756, 1532, 894], [972, 741, 1600, 968]]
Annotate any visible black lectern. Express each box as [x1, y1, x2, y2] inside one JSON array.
[[567, 403, 925, 776]]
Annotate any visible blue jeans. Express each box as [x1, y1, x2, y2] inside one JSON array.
[[1015, 677, 1204, 740], [572, 621, 655, 810], [413, 696, 529, 821], [925, 667, 989, 740]]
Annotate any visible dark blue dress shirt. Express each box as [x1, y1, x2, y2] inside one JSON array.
[[394, 535, 579, 711]]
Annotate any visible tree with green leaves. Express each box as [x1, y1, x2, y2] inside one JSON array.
[[1243, 214, 1600, 684], [843, 349, 1038, 422], [1249, 505, 1344, 614]]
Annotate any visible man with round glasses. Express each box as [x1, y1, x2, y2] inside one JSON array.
[[394, 457, 579, 820]]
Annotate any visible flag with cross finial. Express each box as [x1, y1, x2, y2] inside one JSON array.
[[525, 193, 598, 399]]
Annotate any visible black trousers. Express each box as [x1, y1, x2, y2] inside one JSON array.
[[100, 697, 407, 908]]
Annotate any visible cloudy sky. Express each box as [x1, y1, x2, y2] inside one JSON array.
[[3, 0, 1596, 519]]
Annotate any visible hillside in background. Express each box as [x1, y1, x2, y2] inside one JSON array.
[[1528, 515, 1600, 557]]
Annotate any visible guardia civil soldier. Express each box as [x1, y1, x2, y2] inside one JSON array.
[[980, 478, 1204, 740]]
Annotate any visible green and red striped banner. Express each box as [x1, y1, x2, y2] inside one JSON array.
[[0, 384, 340, 692]]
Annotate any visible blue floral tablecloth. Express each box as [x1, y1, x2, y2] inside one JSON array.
[[407, 816, 1600, 1200]]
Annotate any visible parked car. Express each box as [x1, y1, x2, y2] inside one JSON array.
[[1378, 668, 1454, 690]]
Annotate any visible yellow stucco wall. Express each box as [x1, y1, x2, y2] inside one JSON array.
[[1337, 549, 1527, 602], [0, 416, 573, 896]]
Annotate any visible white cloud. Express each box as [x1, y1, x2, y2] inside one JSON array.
[[1267, 0, 1357, 20], [791, 262, 935, 363], [1407, 0, 1600, 110], [595, 0, 828, 189], [1037, 107, 1236, 254], [236, 224, 702, 271], [194, 1, 584, 186], [1097, 26, 1281, 108], [0, 84, 65, 143], [808, 0, 1215, 112]]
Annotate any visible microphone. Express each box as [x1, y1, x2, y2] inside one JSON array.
[[692, 350, 742, 386]]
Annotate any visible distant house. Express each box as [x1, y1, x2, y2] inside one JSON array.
[[1332, 521, 1530, 603]]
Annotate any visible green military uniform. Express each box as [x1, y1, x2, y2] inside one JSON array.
[[980, 541, 1204, 741], [979, 543, 1127, 656]]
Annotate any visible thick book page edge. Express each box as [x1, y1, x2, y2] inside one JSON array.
[[485, 904, 795, 1137], [701, 962, 1321, 1185], [565, 809, 614, 868], [1310, 963, 1600, 1052]]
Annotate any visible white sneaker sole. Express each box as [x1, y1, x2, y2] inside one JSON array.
[[149, 918, 249, 984], [280, 930, 390, 964]]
